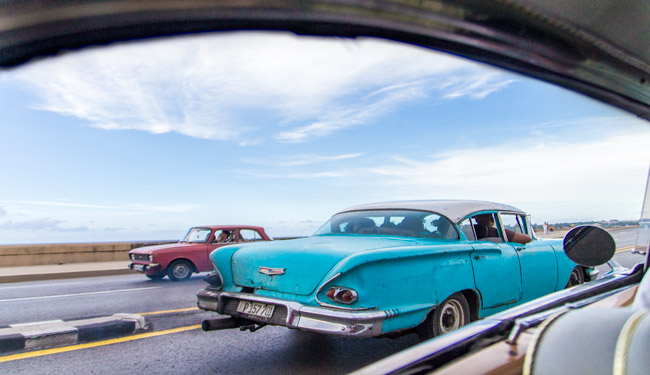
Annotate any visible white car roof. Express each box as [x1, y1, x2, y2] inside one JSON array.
[[339, 200, 525, 223]]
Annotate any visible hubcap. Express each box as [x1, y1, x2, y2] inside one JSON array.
[[569, 269, 583, 286], [439, 299, 464, 334], [173, 264, 190, 279]]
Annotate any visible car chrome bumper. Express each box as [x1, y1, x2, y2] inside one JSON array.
[[587, 267, 600, 281], [128, 262, 160, 274], [197, 289, 386, 337]]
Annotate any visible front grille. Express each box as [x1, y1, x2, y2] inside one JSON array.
[[222, 297, 288, 326], [132, 254, 149, 261]]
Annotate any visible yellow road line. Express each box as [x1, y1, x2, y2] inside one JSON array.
[[0, 324, 201, 363], [138, 307, 198, 315], [616, 246, 635, 254]]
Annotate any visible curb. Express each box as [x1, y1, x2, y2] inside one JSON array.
[[0, 314, 146, 353]]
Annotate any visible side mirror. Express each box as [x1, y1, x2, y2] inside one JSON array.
[[563, 225, 616, 267]]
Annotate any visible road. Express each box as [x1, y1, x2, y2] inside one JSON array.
[[0, 227, 646, 374], [0, 274, 420, 374], [0, 274, 204, 326]]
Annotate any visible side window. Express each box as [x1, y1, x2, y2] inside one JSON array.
[[501, 214, 523, 231], [500, 213, 528, 242], [240, 229, 263, 242], [213, 230, 224, 243], [470, 213, 503, 243], [213, 229, 236, 243], [459, 218, 476, 241]]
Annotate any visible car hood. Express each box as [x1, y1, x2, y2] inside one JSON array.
[[129, 242, 194, 254], [230, 235, 424, 296]]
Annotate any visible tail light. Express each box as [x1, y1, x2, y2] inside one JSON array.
[[326, 286, 358, 305]]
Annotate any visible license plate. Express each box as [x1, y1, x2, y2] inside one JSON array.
[[133, 264, 145, 272], [236, 300, 275, 319]]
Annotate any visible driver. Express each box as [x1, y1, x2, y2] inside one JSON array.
[[216, 230, 231, 242], [474, 214, 531, 244]]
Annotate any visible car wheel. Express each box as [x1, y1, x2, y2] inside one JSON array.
[[145, 273, 164, 281], [167, 260, 193, 281], [417, 292, 470, 341], [566, 266, 585, 288]]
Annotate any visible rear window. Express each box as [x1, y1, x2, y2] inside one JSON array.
[[314, 210, 458, 240]]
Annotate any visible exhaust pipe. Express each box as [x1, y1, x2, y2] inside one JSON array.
[[201, 318, 244, 331]]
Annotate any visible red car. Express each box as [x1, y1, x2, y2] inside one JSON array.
[[128, 225, 271, 281]]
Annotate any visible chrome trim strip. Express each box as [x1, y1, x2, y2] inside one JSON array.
[[314, 272, 341, 307]]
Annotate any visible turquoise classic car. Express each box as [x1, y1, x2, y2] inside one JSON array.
[[197, 200, 591, 340]]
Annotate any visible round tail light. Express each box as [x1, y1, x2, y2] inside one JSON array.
[[326, 286, 358, 305]]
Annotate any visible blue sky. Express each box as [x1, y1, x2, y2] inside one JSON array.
[[0, 32, 649, 244]]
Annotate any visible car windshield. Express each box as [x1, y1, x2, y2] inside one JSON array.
[[314, 210, 459, 239], [181, 228, 212, 243]]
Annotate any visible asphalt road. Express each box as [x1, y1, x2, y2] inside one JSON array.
[[0, 227, 646, 374], [0, 274, 206, 326], [0, 273, 421, 374]]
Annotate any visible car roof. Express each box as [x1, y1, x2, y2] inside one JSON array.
[[339, 200, 525, 223], [193, 225, 265, 231]]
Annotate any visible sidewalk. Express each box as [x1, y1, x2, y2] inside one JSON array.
[[0, 261, 132, 284]]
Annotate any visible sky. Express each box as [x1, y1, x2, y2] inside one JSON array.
[[0, 31, 649, 244]]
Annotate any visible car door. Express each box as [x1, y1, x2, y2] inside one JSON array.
[[461, 215, 522, 315], [498, 213, 558, 303]]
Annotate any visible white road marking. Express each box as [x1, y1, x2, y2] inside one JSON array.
[[0, 281, 87, 290], [0, 287, 162, 302]]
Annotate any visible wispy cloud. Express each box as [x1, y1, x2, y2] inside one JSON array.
[[11, 33, 513, 144], [237, 170, 356, 179], [273, 80, 428, 142], [366, 125, 650, 220], [441, 72, 516, 99], [238, 138, 265, 147], [0, 200, 200, 214], [0, 218, 89, 232], [242, 153, 363, 167], [0, 206, 6, 217]]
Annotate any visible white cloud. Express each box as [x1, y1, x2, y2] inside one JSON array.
[[367, 126, 650, 220], [0, 200, 198, 213], [442, 72, 516, 99], [0, 218, 89, 232], [273, 80, 429, 142], [238, 138, 265, 147], [237, 170, 356, 179], [11, 32, 513, 143], [242, 153, 363, 167]]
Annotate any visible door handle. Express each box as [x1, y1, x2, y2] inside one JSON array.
[[474, 255, 486, 260], [515, 247, 524, 251]]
